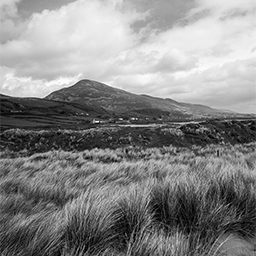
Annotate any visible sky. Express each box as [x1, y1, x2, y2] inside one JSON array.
[[0, 0, 255, 113]]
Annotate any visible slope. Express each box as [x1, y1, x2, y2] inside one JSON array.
[[45, 79, 238, 120]]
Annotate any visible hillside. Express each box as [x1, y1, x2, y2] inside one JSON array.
[[0, 94, 109, 130], [45, 79, 240, 120]]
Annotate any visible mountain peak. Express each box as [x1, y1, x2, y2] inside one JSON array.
[[72, 79, 104, 87], [45, 79, 132, 107], [72, 79, 110, 88], [70, 79, 125, 93]]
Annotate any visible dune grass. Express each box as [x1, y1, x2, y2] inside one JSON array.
[[0, 143, 256, 255]]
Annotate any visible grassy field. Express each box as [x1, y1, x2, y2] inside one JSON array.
[[0, 143, 256, 255]]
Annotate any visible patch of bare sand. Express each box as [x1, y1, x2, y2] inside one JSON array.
[[211, 233, 256, 256]]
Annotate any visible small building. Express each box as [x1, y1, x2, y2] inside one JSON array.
[[92, 119, 101, 124]]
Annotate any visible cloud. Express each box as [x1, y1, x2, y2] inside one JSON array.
[[0, 66, 82, 97], [189, 0, 254, 15], [123, 0, 195, 31], [0, 0, 255, 113], [1, 0, 143, 80], [149, 58, 256, 112], [115, 0, 255, 113], [0, 0, 21, 19], [0, 0, 26, 43], [155, 49, 198, 72], [108, 56, 256, 113]]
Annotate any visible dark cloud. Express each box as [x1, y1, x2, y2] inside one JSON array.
[[124, 0, 195, 32], [155, 50, 198, 73], [17, 0, 75, 19]]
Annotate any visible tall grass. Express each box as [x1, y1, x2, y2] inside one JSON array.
[[0, 142, 256, 255]]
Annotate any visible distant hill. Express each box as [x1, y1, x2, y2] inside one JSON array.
[[0, 94, 108, 116], [0, 94, 11, 98], [46, 79, 238, 120], [0, 93, 109, 130]]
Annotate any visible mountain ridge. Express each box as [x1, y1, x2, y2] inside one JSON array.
[[45, 79, 236, 119]]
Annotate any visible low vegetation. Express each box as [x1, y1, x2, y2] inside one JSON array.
[[0, 119, 255, 154], [0, 142, 256, 255]]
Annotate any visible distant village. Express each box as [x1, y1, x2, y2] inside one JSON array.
[[74, 111, 248, 125], [92, 117, 139, 124]]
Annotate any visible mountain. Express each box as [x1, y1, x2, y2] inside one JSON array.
[[45, 79, 237, 120]]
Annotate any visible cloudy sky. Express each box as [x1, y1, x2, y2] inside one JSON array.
[[0, 0, 255, 113]]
